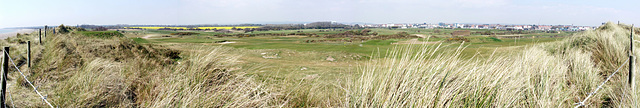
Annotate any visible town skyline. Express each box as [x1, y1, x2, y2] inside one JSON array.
[[2, 0, 638, 28]]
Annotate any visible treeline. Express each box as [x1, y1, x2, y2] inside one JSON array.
[[213, 32, 319, 37], [306, 31, 417, 43], [208, 29, 417, 43], [77, 24, 263, 29], [255, 22, 350, 31]]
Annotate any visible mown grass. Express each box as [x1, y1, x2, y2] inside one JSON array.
[[131, 37, 150, 43], [128, 26, 582, 107], [79, 31, 124, 38]]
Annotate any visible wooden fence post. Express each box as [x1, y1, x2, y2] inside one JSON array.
[[39, 29, 42, 44], [1, 47, 8, 108], [631, 24, 635, 89], [28, 41, 31, 68], [44, 25, 47, 38]]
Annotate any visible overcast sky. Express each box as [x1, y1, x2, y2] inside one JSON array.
[[0, 0, 638, 28]]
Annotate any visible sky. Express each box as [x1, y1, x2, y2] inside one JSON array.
[[0, 0, 638, 28]]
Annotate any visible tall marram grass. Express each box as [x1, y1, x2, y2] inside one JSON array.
[[9, 27, 281, 107], [145, 47, 279, 107], [347, 22, 639, 107], [4, 23, 639, 107]]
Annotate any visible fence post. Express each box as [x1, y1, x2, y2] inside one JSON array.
[[631, 24, 635, 89], [39, 29, 42, 44], [1, 47, 8, 108], [28, 41, 31, 68], [44, 25, 47, 38]]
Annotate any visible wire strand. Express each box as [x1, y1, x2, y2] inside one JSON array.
[[6, 84, 14, 108], [574, 58, 629, 108], [3, 50, 53, 108]]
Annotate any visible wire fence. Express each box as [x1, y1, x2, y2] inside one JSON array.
[[3, 50, 54, 108], [7, 84, 14, 108], [574, 58, 630, 108]]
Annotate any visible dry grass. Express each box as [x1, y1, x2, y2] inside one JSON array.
[[3, 27, 281, 107], [1, 22, 638, 107], [347, 22, 640, 107]]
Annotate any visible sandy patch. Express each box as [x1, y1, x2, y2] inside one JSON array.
[[0, 29, 36, 39], [219, 41, 236, 44], [141, 34, 166, 39], [413, 34, 427, 38]]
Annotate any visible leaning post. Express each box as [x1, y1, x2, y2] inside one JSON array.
[[1, 47, 8, 108], [631, 24, 636, 89]]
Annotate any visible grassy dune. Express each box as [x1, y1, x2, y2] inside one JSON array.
[[348, 22, 639, 107], [0, 22, 636, 107], [4, 27, 281, 107]]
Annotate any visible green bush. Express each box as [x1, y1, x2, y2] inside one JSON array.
[[79, 31, 124, 38], [485, 37, 502, 42]]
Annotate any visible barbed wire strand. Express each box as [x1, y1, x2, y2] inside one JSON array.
[[574, 58, 629, 108], [7, 84, 14, 108], [3, 50, 54, 108]]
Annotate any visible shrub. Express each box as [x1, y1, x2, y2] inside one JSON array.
[[170, 32, 199, 35], [80, 31, 124, 38], [93, 26, 108, 31], [58, 24, 70, 34]]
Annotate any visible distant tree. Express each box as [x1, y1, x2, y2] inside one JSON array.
[[231, 27, 237, 30], [244, 28, 254, 33], [483, 30, 492, 35], [354, 24, 362, 29], [94, 26, 109, 31]]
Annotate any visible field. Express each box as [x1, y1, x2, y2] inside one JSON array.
[[124, 26, 262, 30], [129, 28, 570, 58], [2, 23, 638, 107], [123, 27, 576, 106]]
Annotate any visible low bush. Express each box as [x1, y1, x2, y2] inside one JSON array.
[[80, 31, 124, 38]]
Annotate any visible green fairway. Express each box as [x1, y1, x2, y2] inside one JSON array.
[[118, 28, 571, 107]]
